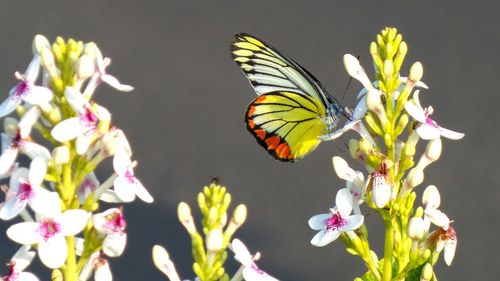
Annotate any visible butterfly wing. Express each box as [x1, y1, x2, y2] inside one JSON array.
[[246, 91, 327, 162], [231, 33, 330, 106]]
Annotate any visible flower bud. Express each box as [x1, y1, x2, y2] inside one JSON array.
[[40, 47, 59, 78], [343, 54, 372, 90], [32, 35, 51, 54], [177, 202, 196, 235], [76, 54, 96, 80], [372, 174, 391, 208], [409, 62, 423, 82], [206, 229, 224, 252], [232, 204, 247, 226], [51, 269, 63, 281], [366, 90, 388, 126], [408, 217, 425, 240], [407, 168, 424, 189], [398, 41, 408, 56], [52, 146, 70, 165], [383, 59, 394, 78], [421, 263, 433, 281], [208, 206, 218, 226], [422, 185, 440, 209]]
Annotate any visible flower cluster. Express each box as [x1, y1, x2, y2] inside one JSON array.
[[0, 35, 152, 281], [308, 28, 462, 281], [153, 180, 278, 281]]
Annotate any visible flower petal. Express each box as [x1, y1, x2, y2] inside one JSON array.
[[99, 190, 125, 203], [101, 74, 134, 92], [17, 272, 40, 281], [29, 189, 60, 216], [340, 214, 364, 232], [65, 87, 88, 113], [311, 229, 340, 247], [24, 55, 41, 82], [60, 209, 90, 236], [353, 95, 367, 120], [12, 245, 35, 271], [422, 185, 440, 209], [0, 195, 27, 220], [18, 107, 40, 138], [22, 86, 53, 105], [6, 222, 40, 245], [332, 156, 356, 182], [416, 124, 441, 140], [232, 239, 253, 267], [113, 149, 132, 175], [51, 118, 89, 142], [444, 239, 457, 266], [133, 178, 154, 203], [113, 176, 136, 202], [38, 235, 67, 268], [94, 260, 113, 281], [0, 146, 18, 174], [307, 214, 330, 230], [0, 95, 22, 118], [103, 233, 127, 257], [404, 101, 427, 124], [28, 157, 47, 185], [336, 188, 353, 217], [243, 267, 279, 281], [76, 133, 95, 155], [21, 141, 51, 161], [425, 209, 450, 229], [438, 127, 464, 140]]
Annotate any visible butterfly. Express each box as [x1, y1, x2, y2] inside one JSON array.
[[231, 33, 350, 162]]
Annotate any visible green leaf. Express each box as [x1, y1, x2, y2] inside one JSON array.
[[405, 263, 424, 281]]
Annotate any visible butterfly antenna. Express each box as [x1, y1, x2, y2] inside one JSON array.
[[340, 75, 353, 105]]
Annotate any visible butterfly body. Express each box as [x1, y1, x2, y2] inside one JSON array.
[[232, 33, 348, 162]]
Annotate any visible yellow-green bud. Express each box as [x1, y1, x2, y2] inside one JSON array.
[[395, 114, 409, 136], [407, 168, 424, 189], [208, 206, 218, 226], [49, 107, 61, 124], [76, 54, 96, 80], [51, 269, 63, 281], [383, 60, 394, 78], [178, 202, 196, 235], [40, 47, 58, 78], [232, 204, 247, 226], [421, 263, 433, 281], [409, 62, 423, 82], [425, 138, 442, 162], [399, 41, 408, 56], [52, 146, 70, 165]]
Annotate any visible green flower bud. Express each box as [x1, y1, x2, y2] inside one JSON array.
[[52, 146, 70, 165], [408, 217, 425, 240], [206, 229, 224, 253], [383, 59, 394, 79], [409, 62, 423, 82], [32, 34, 50, 54], [421, 263, 433, 281]]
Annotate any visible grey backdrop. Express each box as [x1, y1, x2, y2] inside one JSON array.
[[0, 1, 498, 280]]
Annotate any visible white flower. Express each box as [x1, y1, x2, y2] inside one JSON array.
[[422, 185, 450, 230], [405, 91, 464, 140], [0, 158, 57, 220], [308, 188, 364, 247], [427, 226, 457, 266], [79, 251, 113, 281], [231, 239, 279, 281], [0, 56, 53, 118], [51, 87, 110, 154], [1, 245, 39, 281], [112, 149, 153, 203], [77, 172, 100, 203], [82, 43, 133, 97], [0, 107, 50, 174], [152, 245, 182, 281], [6, 201, 90, 269], [369, 163, 392, 209], [92, 208, 127, 257], [331, 156, 366, 215]]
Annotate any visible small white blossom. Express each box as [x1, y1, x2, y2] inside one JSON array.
[[79, 251, 113, 281], [308, 188, 364, 247], [0, 107, 50, 174], [92, 208, 127, 257], [332, 156, 366, 214], [231, 239, 279, 281], [0, 158, 58, 220], [112, 149, 153, 203], [428, 226, 457, 266], [1, 245, 39, 281], [51, 87, 110, 154], [6, 200, 90, 269], [0, 56, 53, 118], [405, 91, 464, 140]]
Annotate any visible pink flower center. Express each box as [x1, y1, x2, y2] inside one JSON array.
[[11, 130, 23, 148], [124, 169, 136, 183], [81, 107, 98, 124], [425, 117, 438, 128], [2, 261, 17, 281], [38, 218, 61, 241], [325, 213, 346, 231], [105, 211, 126, 233], [13, 81, 29, 97], [17, 181, 34, 201]]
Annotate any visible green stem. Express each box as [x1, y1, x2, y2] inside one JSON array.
[[382, 221, 394, 281], [64, 236, 78, 281]]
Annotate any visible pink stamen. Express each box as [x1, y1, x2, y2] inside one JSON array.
[[17, 181, 34, 201], [105, 210, 126, 233], [325, 212, 346, 230], [38, 218, 61, 241], [81, 107, 98, 124], [13, 81, 29, 97]]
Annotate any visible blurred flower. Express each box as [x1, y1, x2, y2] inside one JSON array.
[[308, 188, 364, 247], [0, 158, 57, 220], [427, 226, 457, 266], [112, 149, 153, 203], [79, 251, 113, 281], [232, 239, 279, 281], [405, 91, 464, 140], [0, 56, 53, 118], [1, 245, 39, 281], [51, 87, 111, 154], [6, 201, 90, 268], [152, 245, 182, 281], [92, 208, 127, 257]]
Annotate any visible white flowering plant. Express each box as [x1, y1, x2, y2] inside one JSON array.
[[0, 35, 153, 281], [308, 27, 463, 281], [153, 180, 279, 281]]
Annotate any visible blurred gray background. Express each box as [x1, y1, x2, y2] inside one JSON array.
[[0, 1, 498, 280]]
